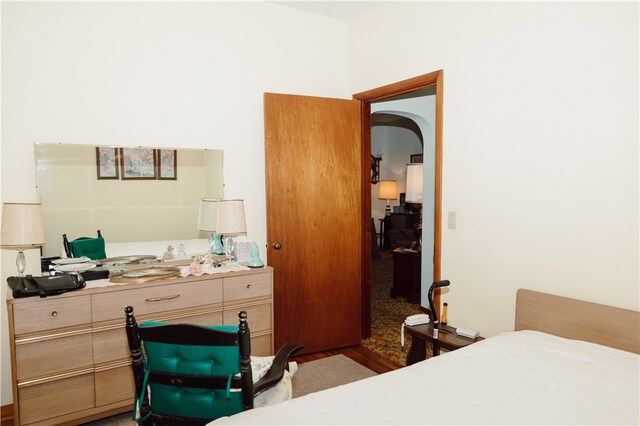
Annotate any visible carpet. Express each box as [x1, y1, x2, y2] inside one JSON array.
[[82, 355, 375, 425], [292, 354, 377, 398], [362, 250, 426, 366]]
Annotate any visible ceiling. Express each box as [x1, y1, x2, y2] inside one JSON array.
[[273, 1, 386, 22]]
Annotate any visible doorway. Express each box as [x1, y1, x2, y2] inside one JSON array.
[[354, 70, 444, 339]]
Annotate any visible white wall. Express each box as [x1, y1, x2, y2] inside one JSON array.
[[1, 1, 350, 406], [350, 2, 639, 335]]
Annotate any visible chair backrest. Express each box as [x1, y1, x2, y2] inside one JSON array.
[[63, 230, 106, 259], [125, 306, 253, 425]]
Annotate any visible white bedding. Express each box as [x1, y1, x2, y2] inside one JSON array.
[[212, 330, 640, 425]]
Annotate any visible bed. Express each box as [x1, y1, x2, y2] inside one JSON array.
[[213, 289, 640, 425]]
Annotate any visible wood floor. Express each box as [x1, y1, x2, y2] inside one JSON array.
[[292, 344, 401, 375]]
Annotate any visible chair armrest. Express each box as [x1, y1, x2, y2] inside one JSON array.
[[253, 342, 303, 396]]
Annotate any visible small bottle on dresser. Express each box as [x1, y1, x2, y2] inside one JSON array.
[[441, 302, 448, 326]]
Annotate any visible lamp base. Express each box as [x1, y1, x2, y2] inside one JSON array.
[[223, 236, 237, 263], [16, 249, 26, 277]]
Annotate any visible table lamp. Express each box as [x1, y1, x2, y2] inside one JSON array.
[[215, 199, 247, 263], [405, 163, 423, 251], [1, 203, 46, 276], [378, 180, 398, 216], [197, 198, 225, 255]]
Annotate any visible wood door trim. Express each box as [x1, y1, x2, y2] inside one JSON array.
[[354, 70, 442, 102], [358, 100, 373, 339], [354, 70, 444, 336]]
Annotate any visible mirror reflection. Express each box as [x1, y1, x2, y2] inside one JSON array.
[[35, 144, 224, 257]]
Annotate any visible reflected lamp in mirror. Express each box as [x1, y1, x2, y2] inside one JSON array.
[[1, 203, 46, 276], [197, 198, 225, 255], [405, 163, 424, 252], [216, 199, 247, 263], [378, 180, 398, 216]]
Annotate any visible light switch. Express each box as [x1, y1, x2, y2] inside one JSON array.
[[448, 211, 456, 229]]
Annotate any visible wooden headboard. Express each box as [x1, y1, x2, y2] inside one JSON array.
[[515, 289, 640, 354]]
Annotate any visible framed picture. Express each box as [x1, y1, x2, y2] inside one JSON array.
[[158, 149, 177, 180], [96, 147, 119, 179], [120, 148, 157, 180], [410, 154, 423, 163]]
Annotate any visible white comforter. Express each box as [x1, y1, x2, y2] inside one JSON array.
[[213, 330, 640, 425]]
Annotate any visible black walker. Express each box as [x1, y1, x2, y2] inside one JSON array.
[[427, 280, 450, 357]]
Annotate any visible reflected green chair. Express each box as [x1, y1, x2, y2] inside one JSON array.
[[124, 306, 303, 425], [63, 230, 106, 259]]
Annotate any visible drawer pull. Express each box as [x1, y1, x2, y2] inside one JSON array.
[[145, 294, 180, 302], [246, 284, 252, 289], [51, 311, 58, 317]]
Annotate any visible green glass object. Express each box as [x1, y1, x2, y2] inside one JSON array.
[[209, 232, 225, 255], [247, 242, 264, 268]]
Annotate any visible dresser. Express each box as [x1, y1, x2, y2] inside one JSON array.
[[383, 213, 420, 250], [391, 247, 421, 304], [6, 266, 274, 425]]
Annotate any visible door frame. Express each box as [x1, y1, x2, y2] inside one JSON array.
[[353, 70, 444, 337]]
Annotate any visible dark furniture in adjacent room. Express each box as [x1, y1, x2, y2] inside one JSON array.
[[383, 213, 420, 250], [391, 247, 421, 304]]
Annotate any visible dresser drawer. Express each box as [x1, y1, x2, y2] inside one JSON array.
[[16, 333, 93, 381], [93, 310, 224, 365], [92, 279, 223, 322], [251, 334, 273, 356], [12, 295, 91, 335], [223, 302, 271, 333], [223, 273, 271, 302], [18, 372, 95, 425], [95, 364, 135, 407]]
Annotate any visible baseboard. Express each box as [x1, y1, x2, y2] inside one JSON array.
[[1, 404, 14, 426]]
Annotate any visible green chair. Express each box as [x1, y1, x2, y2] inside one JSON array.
[[124, 306, 303, 425], [63, 230, 106, 260]]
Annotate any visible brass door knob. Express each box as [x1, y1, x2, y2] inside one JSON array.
[[272, 242, 282, 250]]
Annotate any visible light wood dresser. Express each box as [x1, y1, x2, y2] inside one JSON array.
[[5, 266, 273, 425]]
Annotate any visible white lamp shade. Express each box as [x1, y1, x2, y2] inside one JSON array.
[[197, 198, 220, 231], [405, 163, 424, 204], [216, 199, 247, 235], [1, 203, 46, 248], [378, 180, 398, 200]]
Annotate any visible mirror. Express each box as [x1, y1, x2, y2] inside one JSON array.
[[35, 144, 224, 257]]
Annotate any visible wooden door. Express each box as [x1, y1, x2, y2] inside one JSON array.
[[264, 93, 362, 354]]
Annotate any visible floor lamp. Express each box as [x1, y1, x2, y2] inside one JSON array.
[[405, 163, 423, 252]]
